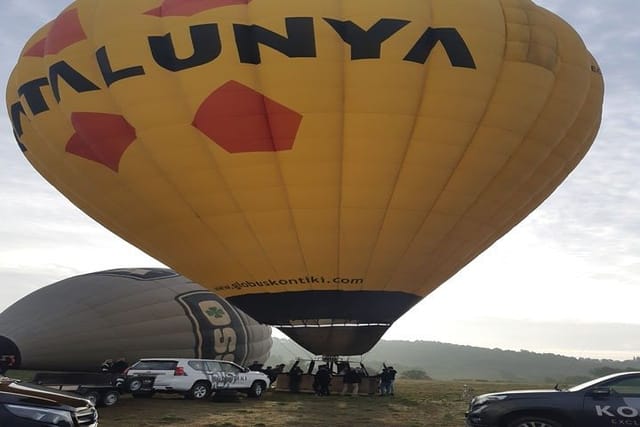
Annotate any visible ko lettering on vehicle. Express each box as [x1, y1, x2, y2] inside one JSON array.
[[176, 291, 249, 364], [595, 396, 640, 425]]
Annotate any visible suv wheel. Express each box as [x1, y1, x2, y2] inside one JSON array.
[[507, 416, 563, 427], [187, 381, 211, 400], [127, 378, 143, 392], [100, 390, 119, 407], [248, 381, 266, 398]]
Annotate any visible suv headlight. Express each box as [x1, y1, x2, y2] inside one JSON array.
[[5, 404, 73, 426]]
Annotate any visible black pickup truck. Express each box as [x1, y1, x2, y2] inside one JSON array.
[[465, 371, 640, 427]]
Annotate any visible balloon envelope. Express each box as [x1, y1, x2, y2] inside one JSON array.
[[0, 268, 272, 371], [6, 0, 604, 355]]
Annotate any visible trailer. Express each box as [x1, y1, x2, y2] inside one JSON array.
[[32, 371, 154, 407]]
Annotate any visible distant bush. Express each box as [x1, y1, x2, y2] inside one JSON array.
[[401, 369, 432, 380]]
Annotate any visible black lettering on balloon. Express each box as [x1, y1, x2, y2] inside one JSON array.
[[17, 78, 50, 115], [13, 18, 479, 123], [15, 134, 27, 152], [149, 24, 222, 72], [96, 46, 146, 86], [214, 328, 238, 354], [234, 17, 316, 64], [9, 102, 27, 152], [324, 18, 410, 60], [48, 61, 101, 103], [404, 27, 476, 68]]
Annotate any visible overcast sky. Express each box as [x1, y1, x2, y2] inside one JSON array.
[[1, 1, 639, 361]]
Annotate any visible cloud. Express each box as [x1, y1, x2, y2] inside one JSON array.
[[1, 1, 64, 63]]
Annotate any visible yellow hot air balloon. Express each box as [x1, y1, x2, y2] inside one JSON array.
[[6, 0, 603, 355]]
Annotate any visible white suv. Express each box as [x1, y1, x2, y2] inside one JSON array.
[[125, 358, 270, 400]]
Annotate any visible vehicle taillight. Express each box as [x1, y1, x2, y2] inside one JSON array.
[[174, 367, 186, 376]]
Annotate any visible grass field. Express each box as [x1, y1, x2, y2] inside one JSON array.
[[4, 370, 550, 426], [88, 379, 549, 427]]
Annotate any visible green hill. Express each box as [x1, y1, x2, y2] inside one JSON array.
[[265, 338, 640, 384]]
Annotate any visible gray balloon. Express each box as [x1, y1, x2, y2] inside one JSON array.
[[0, 268, 272, 371]]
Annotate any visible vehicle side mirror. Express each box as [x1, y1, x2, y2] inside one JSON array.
[[590, 387, 611, 397], [244, 367, 249, 373]]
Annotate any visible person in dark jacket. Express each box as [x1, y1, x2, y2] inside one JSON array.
[[263, 366, 274, 386], [351, 367, 363, 396], [387, 366, 397, 396], [379, 367, 392, 396], [269, 364, 285, 387], [0, 356, 14, 376], [314, 365, 332, 396], [288, 365, 303, 393], [378, 366, 398, 396], [341, 366, 362, 396]]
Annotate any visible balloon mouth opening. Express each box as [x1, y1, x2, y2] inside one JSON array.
[[228, 290, 420, 355], [0, 336, 21, 370], [277, 324, 392, 356]]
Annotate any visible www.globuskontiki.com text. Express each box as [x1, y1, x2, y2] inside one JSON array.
[[214, 276, 364, 291]]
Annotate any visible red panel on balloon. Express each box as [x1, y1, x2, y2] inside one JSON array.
[[145, 0, 252, 17], [193, 80, 302, 153], [66, 113, 137, 172], [23, 39, 46, 58], [44, 9, 87, 55]]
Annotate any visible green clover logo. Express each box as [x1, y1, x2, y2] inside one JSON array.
[[206, 306, 225, 319]]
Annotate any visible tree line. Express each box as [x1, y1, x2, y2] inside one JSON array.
[[265, 338, 640, 384]]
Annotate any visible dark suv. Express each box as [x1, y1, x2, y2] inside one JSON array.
[[0, 376, 98, 426], [465, 371, 640, 427]]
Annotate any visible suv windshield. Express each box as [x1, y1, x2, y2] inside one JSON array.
[[220, 362, 243, 374], [131, 360, 178, 370], [188, 361, 205, 371]]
